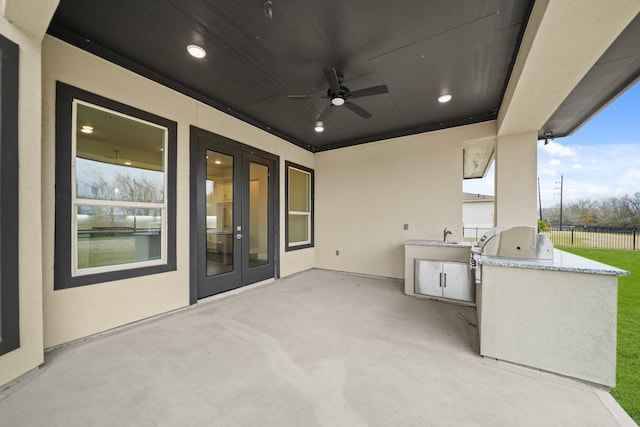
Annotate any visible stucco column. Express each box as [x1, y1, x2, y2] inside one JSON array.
[[494, 132, 537, 227]]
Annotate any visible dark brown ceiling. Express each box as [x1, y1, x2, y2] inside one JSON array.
[[49, 0, 535, 152]]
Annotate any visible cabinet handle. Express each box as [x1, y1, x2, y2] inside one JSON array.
[[439, 272, 443, 287], [443, 273, 447, 288]]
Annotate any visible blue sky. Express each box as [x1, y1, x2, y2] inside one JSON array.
[[464, 81, 640, 206]]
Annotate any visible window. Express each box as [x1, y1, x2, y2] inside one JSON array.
[[0, 34, 20, 355], [285, 161, 314, 251], [55, 83, 176, 289]]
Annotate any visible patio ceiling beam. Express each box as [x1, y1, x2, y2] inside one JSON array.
[[2, 0, 59, 40], [497, 0, 640, 137]]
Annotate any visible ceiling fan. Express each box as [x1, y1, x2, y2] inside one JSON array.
[[288, 67, 389, 121]]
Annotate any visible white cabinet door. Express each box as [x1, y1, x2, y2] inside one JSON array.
[[414, 259, 442, 297], [442, 261, 474, 302]]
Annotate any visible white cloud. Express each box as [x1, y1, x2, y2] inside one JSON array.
[[625, 169, 640, 179], [587, 185, 611, 196], [538, 167, 558, 177], [539, 140, 576, 157], [538, 142, 640, 203]]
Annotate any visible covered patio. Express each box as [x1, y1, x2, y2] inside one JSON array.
[[1, 1, 640, 424], [0, 270, 633, 426]]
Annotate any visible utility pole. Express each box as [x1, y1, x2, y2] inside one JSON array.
[[538, 177, 543, 222], [555, 175, 564, 229]]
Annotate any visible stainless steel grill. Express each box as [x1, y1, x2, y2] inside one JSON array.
[[470, 226, 554, 283], [474, 226, 553, 259]]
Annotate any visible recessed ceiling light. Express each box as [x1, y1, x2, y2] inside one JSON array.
[[214, 160, 222, 165], [314, 121, 324, 132], [124, 161, 132, 166], [438, 94, 452, 103], [80, 125, 93, 134], [187, 44, 206, 59]]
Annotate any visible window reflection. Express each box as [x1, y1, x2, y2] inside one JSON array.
[[73, 100, 168, 274]]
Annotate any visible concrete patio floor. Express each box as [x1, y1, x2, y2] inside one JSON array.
[[0, 269, 635, 426]]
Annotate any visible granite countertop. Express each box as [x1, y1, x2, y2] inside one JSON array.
[[404, 239, 472, 248], [476, 249, 629, 276]]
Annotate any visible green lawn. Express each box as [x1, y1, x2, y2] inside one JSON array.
[[77, 236, 136, 268], [558, 247, 639, 423]]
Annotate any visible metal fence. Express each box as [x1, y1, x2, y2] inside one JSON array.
[[543, 226, 638, 250], [463, 227, 493, 242], [463, 226, 639, 250]]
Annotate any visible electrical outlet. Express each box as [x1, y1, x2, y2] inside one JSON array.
[[336, 250, 339, 256], [404, 223, 409, 230]]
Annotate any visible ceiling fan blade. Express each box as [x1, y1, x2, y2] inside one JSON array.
[[317, 104, 334, 121], [344, 102, 372, 119], [323, 67, 342, 94], [349, 85, 389, 99]]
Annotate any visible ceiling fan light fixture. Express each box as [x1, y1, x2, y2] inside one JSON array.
[[331, 97, 345, 106], [438, 94, 452, 103], [314, 121, 324, 132], [187, 44, 206, 59], [264, 0, 273, 19]]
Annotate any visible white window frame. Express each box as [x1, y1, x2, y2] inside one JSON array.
[[71, 100, 169, 277], [286, 162, 314, 250]]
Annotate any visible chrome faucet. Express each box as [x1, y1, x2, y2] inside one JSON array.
[[443, 227, 452, 242]]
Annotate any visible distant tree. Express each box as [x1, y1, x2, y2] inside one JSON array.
[[543, 192, 640, 229], [78, 164, 163, 226]]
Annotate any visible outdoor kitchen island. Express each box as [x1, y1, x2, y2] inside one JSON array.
[[404, 233, 629, 388], [475, 249, 629, 387]]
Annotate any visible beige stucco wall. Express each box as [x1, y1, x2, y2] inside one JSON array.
[[479, 265, 618, 387], [314, 121, 496, 279], [462, 201, 494, 228], [494, 132, 537, 228], [41, 36, 314, 348], [0, 17, 45, 386]]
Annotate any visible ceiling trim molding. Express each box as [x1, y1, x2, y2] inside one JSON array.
[[47, 22, 505, 154], [46, 23, 314, 152], [315, 113, 498, 152], [47, 1, 532, 155]]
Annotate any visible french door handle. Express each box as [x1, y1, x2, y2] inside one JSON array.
[[235, 233, 243, 240]]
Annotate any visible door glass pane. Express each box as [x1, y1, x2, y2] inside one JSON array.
[[206, 150, 234, 276], [249, 162, 269, 268]]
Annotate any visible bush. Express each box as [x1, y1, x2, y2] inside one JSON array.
[[538, 220, 551, 231]]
